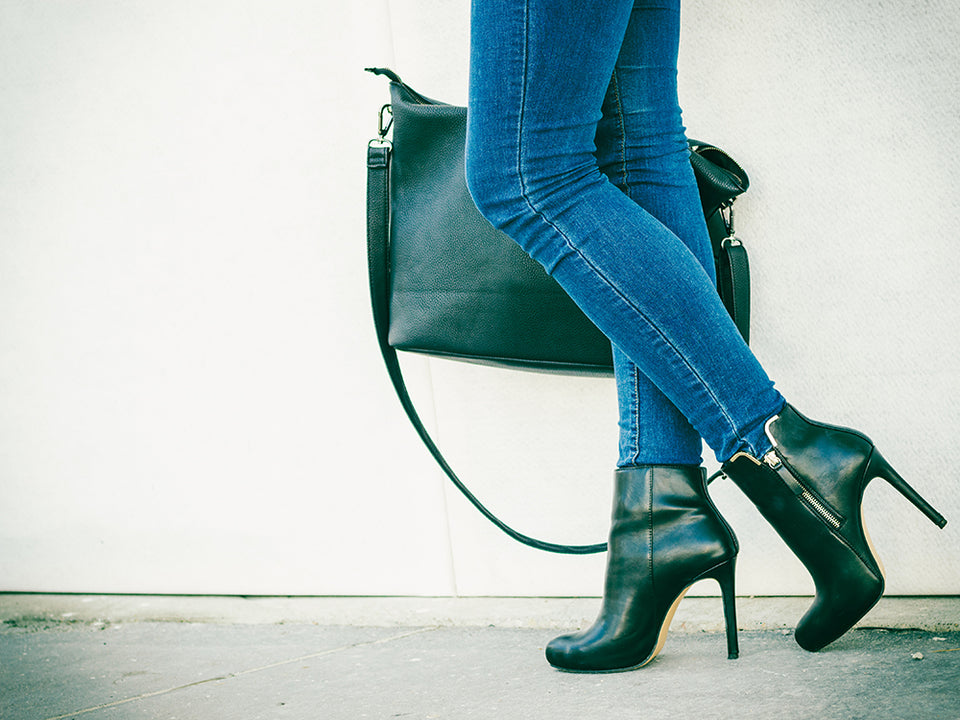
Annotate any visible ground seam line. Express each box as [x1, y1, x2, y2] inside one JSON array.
[[41, 626, 439, 720]]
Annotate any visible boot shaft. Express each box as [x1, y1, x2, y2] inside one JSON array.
[[608, 465, 738, 591]]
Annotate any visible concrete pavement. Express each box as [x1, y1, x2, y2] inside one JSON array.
[[1, 595, 958, 719]]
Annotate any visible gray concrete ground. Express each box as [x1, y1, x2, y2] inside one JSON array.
[[1, 596, 959, 720]]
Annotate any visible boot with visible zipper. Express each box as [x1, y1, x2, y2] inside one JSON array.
[[545, 465, 740, 672], [722, 404, 947, 651]]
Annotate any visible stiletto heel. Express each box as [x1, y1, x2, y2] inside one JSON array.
[[709, 559, 740, 660], [866, 451, 947, 529]]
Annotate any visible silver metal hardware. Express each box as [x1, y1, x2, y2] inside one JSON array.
[[801, 490, 843, 529], [720, 203, 736, 235], [764, 414, 780, 447], [369, 104, 394, 149], [764, 449, 843, 529], [378, 103, 393, 140]]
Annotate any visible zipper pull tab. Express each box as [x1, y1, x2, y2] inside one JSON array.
[[763, 451, 805, 496]]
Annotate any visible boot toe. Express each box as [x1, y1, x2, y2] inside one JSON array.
[[545, 629, 654, 673], [544, 632, 590, 671], [794, 572, 883, 651]]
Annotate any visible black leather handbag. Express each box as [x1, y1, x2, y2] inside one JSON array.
[[366, 67, 751, 553]]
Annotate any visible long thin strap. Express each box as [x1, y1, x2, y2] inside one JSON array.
[[720, 238, 751, 344], [366, 143, 608, 554], [704, 205, 750, 342]]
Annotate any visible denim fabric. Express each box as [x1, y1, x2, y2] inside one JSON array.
[[597, 1, 713, 466], [465, 0, 785, 462]]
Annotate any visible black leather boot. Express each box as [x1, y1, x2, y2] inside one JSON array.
[[545, 465, 739, 672], [722, 404, 947, 651]]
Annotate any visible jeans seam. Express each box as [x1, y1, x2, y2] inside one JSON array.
[[526, 186, 746, 453], [516, 0, 535, 227], [583, 238, 749, 453], [630, 366, 641, 464], [516, 159, 749, 452], [611, 68, 628, 191], [613, 67, 641, 465]]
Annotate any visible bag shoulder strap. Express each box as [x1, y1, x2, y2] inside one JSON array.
[[366, 143, 608, 554]]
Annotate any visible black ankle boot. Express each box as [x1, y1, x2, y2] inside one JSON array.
[[545, 465, 739, 672], [722, 404, 946, 652]]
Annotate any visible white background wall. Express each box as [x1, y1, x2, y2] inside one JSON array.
[[1, 0, 957, 597]]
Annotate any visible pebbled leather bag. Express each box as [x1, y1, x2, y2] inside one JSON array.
[[365, 67, 751, 553]]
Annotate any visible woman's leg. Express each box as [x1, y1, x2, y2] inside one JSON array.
[[467, 0, 946, 661], [594, 2, 714, 467], [468, 0, 746, 673], [466, 0, 784, 463]]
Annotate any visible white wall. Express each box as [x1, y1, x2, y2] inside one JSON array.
[[0, 1, 957, 597]]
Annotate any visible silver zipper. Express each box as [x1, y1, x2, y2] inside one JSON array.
[[763, 451, 843, 529]]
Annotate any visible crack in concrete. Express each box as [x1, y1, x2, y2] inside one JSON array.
[[40, 626, 439, 720]]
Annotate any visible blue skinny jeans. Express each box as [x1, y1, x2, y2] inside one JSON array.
[[465, 0, 785, 464]]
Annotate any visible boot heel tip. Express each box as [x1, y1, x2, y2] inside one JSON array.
[[728, 651, 739, 660]]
